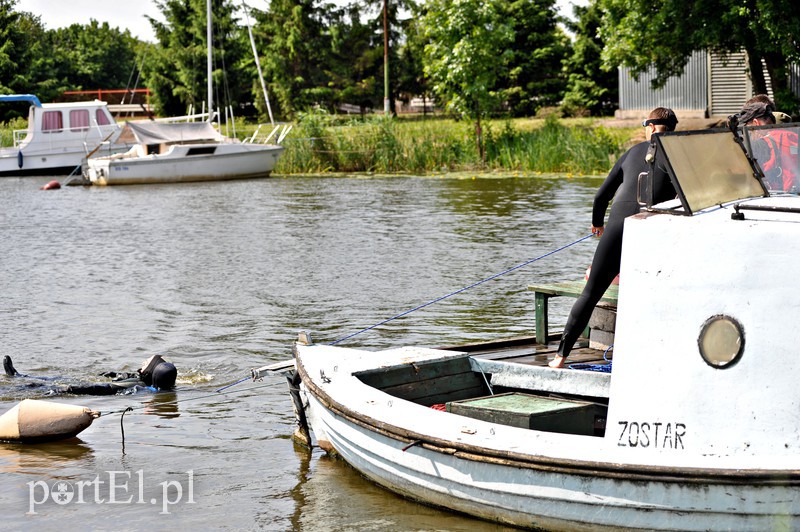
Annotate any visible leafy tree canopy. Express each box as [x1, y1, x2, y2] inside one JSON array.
[[598, 0, 800, 112]]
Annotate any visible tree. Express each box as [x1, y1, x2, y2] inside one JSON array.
[[47, 22, 140, 91], [144, 0, 247, 118], [561, 1, 617, 116], [252, 0, 335, 118], [421, 0, 514, 161], [0, 0, 61, 119], [598, 0, 800, 113], [500, 0, 570, 116]]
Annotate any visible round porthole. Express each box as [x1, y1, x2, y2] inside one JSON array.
[[698, 315, 744, 368]]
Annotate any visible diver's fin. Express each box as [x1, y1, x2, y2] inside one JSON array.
[[3, 356, 20, 377]]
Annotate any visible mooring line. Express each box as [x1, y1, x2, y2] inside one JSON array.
[[329, 234, 594, 346], [191, 233, 595, 394], [98, 380, 283, 418]]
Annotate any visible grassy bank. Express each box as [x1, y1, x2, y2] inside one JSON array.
[[275, 112, 637, 176], [0, 113, 636, 176]]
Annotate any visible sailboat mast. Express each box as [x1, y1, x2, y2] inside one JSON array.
[[207, 0, 213, 123]]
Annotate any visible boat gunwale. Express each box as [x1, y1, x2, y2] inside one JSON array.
[[295, 348, 800, 486]]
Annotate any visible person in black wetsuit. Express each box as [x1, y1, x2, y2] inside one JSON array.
[[3, 354, 177, 395], [549, 107, 678, 369]]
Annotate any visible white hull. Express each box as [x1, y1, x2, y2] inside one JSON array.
[[86, 142, 285, 185], [0, 96, 123, 177], [294, 346, 800, 531]]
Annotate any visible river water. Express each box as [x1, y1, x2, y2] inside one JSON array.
[[0, 174, 599, 530]]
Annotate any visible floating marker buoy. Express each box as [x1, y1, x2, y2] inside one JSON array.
[[0, 399, 100, 443], [40, 180, 61, 190]]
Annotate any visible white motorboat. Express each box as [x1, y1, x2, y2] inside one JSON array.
[[84, 121, 284, 185], [275, 123, 800, 530], [84, 0, 286, 186], [0, 94, 123, 176]]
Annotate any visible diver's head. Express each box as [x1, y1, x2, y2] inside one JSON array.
[[643, 107, 678, 139], [151, 362, 177, 390]]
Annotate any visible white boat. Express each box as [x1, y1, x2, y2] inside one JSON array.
[[275, 123, 800, 530], [84, 121, 284, 185], [0, 94, 123, 176], [84, 0, 286, 186]]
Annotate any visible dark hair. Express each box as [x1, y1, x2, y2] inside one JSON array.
[[745, 94, 776, 112], [645, 107, 678, 131], [737, 102, 775, 125]]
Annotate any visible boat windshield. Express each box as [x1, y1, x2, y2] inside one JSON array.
[[743, 123, 800, 194], [654, 129, 768, 215]]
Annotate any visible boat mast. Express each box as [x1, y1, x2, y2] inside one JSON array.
[[207, 0, 213, 124]]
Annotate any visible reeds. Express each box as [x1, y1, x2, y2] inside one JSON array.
[[274, 111, 633, 176]]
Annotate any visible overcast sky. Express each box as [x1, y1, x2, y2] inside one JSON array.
[[15, 0, 586, 42]]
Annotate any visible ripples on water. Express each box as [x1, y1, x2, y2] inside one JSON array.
[[0, 174, 598, 529]]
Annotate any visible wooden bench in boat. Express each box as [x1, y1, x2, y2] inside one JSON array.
[[528, 280, 618, 345], [447, 392, 603, 436], [356, 355, 489, 407]]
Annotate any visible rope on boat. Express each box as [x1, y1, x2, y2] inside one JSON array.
[[329, 234, 595, 346], [569, 344, 613, 372]]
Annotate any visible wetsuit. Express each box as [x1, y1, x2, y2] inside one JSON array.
[[557, 140, 675, 360]]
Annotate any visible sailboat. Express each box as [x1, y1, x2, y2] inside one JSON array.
[[84, 1, 287, 186]]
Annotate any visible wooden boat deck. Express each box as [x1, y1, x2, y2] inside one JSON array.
[[439, 335, 612, 368]]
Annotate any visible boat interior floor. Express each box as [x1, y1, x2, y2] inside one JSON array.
[[439, 336, 611, 368]]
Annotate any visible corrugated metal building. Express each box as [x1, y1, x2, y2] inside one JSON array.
[[616, 50, 794, 119]]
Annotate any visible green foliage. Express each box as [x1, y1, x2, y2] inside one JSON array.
[[144, 0, 248, 118], [47, 22, 139, 91], [0, 116, 27, 147], [500, 0, 570, 116], [275, 115, 628, 175], [421, 0, 514, 160], [560, 1, 617, 117], [597, 0, 800, 113]]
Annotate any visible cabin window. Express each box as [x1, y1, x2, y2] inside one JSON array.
[[95, 109, 112, 126], [70, 109, 90, 131], [41, 111, 63, 133], [698, 315, 744, 369]]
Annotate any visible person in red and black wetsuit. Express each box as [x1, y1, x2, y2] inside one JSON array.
[[737, 102, 798, 192], [549, 107, 678, 369]]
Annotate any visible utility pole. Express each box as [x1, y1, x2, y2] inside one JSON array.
[[383, 0, 390, 115]]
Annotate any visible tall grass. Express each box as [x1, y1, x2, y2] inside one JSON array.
[[275, 111, 633, 175]]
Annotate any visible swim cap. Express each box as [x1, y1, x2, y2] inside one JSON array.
[[151, 362, 177, 390]]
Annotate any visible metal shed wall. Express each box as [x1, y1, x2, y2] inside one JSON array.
[[617, 50, 708, 119]]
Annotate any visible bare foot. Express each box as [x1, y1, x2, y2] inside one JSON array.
[[548, 355, 566, 369]]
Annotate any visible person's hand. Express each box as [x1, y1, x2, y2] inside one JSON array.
[[592, 225, 604, 237]]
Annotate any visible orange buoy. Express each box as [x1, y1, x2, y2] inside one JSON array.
[[0, 399, 100, 443], [40, 180, 61, 190]]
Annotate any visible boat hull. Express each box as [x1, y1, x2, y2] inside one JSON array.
[[293, 345, 800, 531], [86, 143, 285, 185]]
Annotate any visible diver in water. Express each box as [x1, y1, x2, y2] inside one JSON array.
[[3, 354, 177, 395]]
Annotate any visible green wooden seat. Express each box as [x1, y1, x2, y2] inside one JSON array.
[[528, 281, 618, 344]]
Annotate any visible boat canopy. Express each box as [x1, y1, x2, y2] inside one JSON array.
[[125, 121, 223, 145], [0, 94, 42, 107]]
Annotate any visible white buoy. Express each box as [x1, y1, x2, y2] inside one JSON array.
[[0, 399, 100, 443]]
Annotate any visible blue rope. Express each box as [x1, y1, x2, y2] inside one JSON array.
[[329, 234, 595, 346], [569, 344, 613, 372], [215, 375, 251, 393]]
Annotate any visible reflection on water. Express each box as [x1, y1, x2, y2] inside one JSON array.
[[0, 174, 599, 528], [0, 440, 92, 474]]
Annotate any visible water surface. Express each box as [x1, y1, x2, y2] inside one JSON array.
[[0, 174, 599, 529]]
